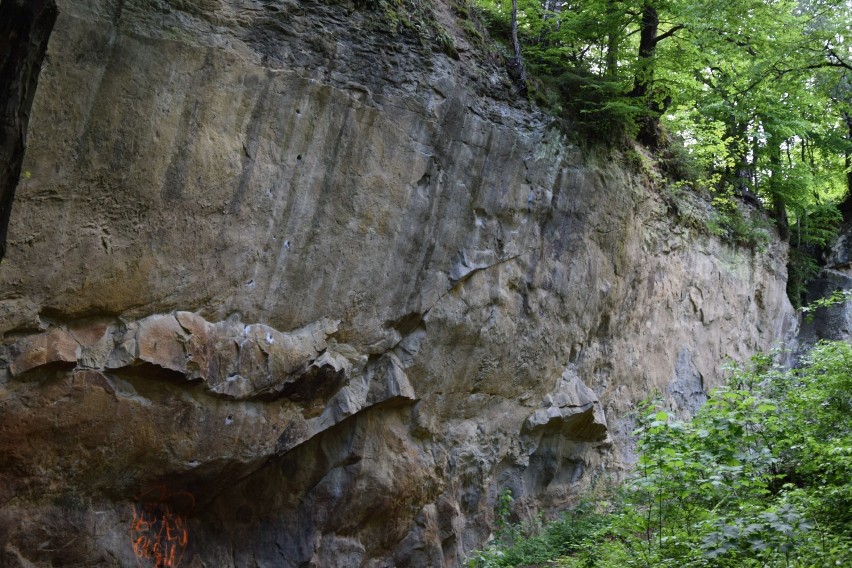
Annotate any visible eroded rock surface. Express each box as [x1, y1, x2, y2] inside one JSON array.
[[798, 223, 852, 351], [0, 1, 796, 566]]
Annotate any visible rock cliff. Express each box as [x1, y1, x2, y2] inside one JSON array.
[[797, 225, 852, 350], [0, 1, 796, 566]]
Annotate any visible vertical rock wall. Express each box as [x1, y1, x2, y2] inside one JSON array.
[[798, 225, 852, 349], [0, 1, 796, 566]]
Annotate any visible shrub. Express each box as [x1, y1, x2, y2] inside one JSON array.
[[470, 343, 852, 567]]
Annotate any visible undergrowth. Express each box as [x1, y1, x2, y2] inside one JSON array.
[[469, 342, 852, 568]]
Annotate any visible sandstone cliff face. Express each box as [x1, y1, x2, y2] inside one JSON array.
[[0, 1, 796, 566]]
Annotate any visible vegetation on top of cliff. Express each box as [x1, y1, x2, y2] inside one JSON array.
[[350, 0, 462, 57], [469, 341, 852, 568], [463, 0, 851, 306], [344, 0, 849, 305]]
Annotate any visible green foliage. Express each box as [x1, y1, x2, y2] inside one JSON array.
[[785, 203, 842, 307], [657, 139, 703, 183], [791, 203, 843, 250], [471, 0, 849, 287], [787, 248, 823, 309], [494, 488, 514, 536], [800, 289, 852, 322], [435, 27, 460, 58], [780, 342, 852, 535], [354, 0, 460, 56], [705, 198, 773, 251], [473, 0, 645, 142], [468, 496, 612, 567], [470, 342, 852, 567], [551, 69, 643, 142]]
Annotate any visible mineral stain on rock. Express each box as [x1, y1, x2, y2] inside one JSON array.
[[0, 0, 798, 566], [130, 487, 193, 568]]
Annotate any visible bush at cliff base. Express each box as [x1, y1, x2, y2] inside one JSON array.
[[470, 341, 852, 568]]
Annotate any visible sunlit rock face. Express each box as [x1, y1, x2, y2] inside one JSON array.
[[0, 0, 795, 565]]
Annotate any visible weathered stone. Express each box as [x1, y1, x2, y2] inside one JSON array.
[[668, 348, 708, 416], [200, 317, 340, 400], [67, 319, 114, 370], [103, 329, 138, 370], [136, 314, 191, 375], [366, 352, 416, 405], [795, 221, 852, 356], [71, 369, 115, 395], [523, 368, 608, 443], [176, 310, 214, 379], [0, 297, 41, 335], [8, 328, 79, 376], [277, 353, 348, 404], [0, 0, 799, 565]]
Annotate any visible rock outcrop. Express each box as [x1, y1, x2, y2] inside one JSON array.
[[797, 224, 852, 350], [0, 1, 796, 566]]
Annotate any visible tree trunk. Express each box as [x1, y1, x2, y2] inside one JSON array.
[[604, 0, 620, 78], [768, 133, 789, 240], [510, 0, 527, 95], [839, 112, 852, 222], [719, 116, 751, 196], [537, 0, 557, 47], [847, 112, 852, 201], [631, 2, 659, 100], [631, 2, 661, 147]]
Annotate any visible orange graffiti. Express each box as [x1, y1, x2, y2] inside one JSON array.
[[129, 488, 194, 568]]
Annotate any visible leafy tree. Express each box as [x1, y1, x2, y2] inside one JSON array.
[[628, 0, 684, 147], [509, 0, 528, 92], [472, 0, 850, 301]]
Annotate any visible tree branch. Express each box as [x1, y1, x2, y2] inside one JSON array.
[[826, 46, 852, 72], [653, 24, 685, 45]]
